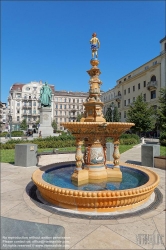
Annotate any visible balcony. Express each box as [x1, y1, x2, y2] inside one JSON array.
[[115, 95, 122, 102], [147, 81, 158, 90]]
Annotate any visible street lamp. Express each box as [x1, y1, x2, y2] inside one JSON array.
[[110, 103, 114, 122], [9, 115, 12, 139]]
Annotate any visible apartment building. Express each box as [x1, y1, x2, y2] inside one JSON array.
[[7, 81, 55, 128], [102, 37, 166, 122], [0, 102, 8, 131], [54, 90, 88, 130]]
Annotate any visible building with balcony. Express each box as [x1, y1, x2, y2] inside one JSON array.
[[53, 90, 88, 130], [7, 81, 55, 128], [0, 102, 8, 132], [102, 37, 166, 122]]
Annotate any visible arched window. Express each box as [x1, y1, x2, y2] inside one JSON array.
[[151, 75, 156, 82]]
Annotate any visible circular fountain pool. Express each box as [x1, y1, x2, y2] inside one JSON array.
[[42, 164, 149, 191], [32, 161, 159, 212]]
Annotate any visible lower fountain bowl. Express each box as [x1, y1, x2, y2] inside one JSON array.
[[32, 162, 159, 212]]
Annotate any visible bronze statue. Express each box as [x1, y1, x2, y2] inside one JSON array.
[[40, 82, 52, 107]]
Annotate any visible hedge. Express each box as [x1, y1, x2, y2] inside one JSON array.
[[0, 131, 24, 137], [0, 132, 141, 150]]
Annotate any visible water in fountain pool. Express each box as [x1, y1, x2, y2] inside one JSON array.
[[42, 164, 149, 191]]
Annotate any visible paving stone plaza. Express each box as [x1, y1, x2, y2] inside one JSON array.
[[1, 143, 165, 249]]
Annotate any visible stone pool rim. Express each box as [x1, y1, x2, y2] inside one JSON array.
[[32, 161, 160, 212]]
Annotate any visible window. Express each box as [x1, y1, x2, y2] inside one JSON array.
[[60, 111, 62, 115], [33, 110, 36, 114], [118, 102, 120, 108], [124, 78, 126, 81], [26, 87, 30, 91], [29, 110, 32, 114], [60, 105, 62, 109], [151, 90, 156, 99], [143, 94, 146, 101], [151, 75, 156, 82], [73, 105, 75, 109], [64, 105, 66, 109], [77, 105, 79, 109], [56, 104, 58, 109], [55, 98, 58, 102], [77, 99, 79, 103], [73, 99, 75, 103], [153, 61, 157, 66], [69, 98, 71, 103], [144, 81, 146, 87], [119, 81, 121, 84], [124, 90, 126, 95], [17, 102, 20, 106], [119, 112, 121, 118], [33, 87, 37, 91], [128, 75, 131, 79], [124, 100, 126, 106], [133, 97, 135, 102], [138, 83, 140, 89], [17, 110, 20, 114], [128, 88, 130, 94], [29, 96, 31, 99], [33, 102, 36, 106], [17, 116, 20, 121], [128, 99, 130, 105], [55, 111, 58, 115], [124, 111, 126, 118], [133, 86, 135, 91], [145, 66, 149, 70]]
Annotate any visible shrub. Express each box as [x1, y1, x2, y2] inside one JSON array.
[[120, 138, 138, 145], [160, 132, 166, 146], [0, 132, 8, 137], [11, 131, 24, 137]]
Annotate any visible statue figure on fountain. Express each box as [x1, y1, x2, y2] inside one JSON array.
[[90, 33, 100, 59]]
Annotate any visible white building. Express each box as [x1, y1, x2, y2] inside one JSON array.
[[54, 90, 88, 130], [7, 81, 55, 128]]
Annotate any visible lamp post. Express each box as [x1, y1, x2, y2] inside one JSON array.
[[111, 103, 114, 122], [9, 115, 12, 139]]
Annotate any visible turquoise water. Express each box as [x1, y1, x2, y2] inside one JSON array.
[[42, 164, 149, 191]]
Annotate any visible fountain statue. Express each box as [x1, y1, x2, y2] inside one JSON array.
[[32, 34, 159, 212], [60, 33, 134, 186]]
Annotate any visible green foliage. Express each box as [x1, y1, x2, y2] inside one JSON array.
[[126, 94, 155, 135], [105, 105, 120, 122], [0, 132, 8, 137], [120, 134, 140, 143], [120, 138, 138, 145], [20, 118, 28, 130], [157, 88, 166, 132], [160, 131, 166, 146], [76, 113, 83, 122], [51, 119, 57, 131], [11, 131, 24, 137]]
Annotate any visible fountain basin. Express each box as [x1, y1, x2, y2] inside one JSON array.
[[32, 161, 159, 212]]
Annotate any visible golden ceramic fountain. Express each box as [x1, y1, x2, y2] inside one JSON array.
[[60, 32, 134, 186], [32, 33, 159, 212]]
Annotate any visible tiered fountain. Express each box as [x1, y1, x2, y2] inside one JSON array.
[[32, 33, 159, 212]]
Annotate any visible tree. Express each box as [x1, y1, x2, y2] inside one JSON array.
[[157, 88, 166, 132], [20, 118, 28, 130], [76, 113, 83, 122], [126, 94, 155, 135], [105, 105, 120, 122], [51, 119, 57, 132]]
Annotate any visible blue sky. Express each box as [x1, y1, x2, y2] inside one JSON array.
[[1, 1, 165, 103]]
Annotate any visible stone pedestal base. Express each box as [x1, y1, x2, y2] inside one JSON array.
[[39, 107, 54, 137]]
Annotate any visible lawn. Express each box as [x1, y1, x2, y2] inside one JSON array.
[[1, 145, 165, 163]]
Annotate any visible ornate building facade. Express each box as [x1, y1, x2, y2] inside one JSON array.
[[101, 37, 166, 122], [54, 90, 88, 130]]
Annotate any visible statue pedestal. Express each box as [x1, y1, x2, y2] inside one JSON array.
[[38, 107, 54, 137]]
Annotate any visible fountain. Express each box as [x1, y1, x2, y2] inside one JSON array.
[[32, 33, 159, 212]]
